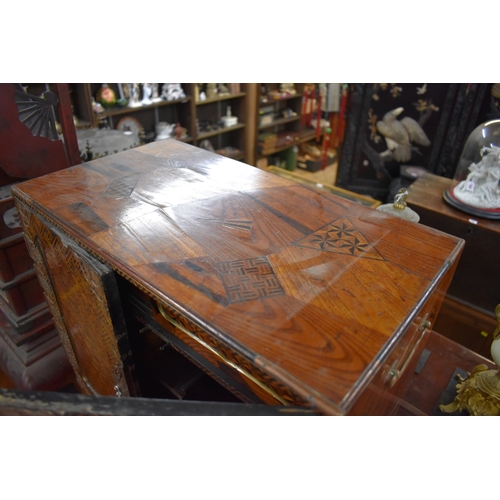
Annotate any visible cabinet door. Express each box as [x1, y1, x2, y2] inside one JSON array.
[[16, 203, 137, 397]]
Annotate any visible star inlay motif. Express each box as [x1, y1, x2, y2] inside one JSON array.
[[294, 217, 384, 260]]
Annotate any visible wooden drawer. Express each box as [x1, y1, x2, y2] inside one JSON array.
[[126, 286, 306, 406]]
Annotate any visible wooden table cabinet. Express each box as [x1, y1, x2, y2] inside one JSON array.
[[11, 140, 464, 415], [407, 173, 500, 358]]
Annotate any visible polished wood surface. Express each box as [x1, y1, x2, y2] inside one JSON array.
[[13, 140, 464, 414]]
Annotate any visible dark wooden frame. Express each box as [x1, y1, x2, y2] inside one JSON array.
[[0, 388, 317, 416], [336, 83, 492, 200]]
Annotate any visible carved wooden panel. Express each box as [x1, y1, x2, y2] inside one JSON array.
[[337, 83, 492, 200], [15, 202, 135, 397]]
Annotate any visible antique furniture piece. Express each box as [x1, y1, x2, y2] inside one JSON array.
[[407, 173, 500, 358], [0, 83, 79, 390], [12, 140, 464, 415]]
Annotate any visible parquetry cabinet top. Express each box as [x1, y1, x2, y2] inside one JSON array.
[[12, 140, 464, 413]]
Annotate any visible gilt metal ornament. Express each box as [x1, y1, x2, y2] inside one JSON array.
[[440, 304, 500, 416]]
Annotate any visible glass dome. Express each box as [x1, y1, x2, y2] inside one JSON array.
[[443, 119, 500, 219]]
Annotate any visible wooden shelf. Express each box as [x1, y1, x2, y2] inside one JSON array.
[[258, 116, 300, 130], [260, 93, 302, 105], [258, 129, 317, 156], [197, 123, 245, 141], [195, 93, 246, 106]]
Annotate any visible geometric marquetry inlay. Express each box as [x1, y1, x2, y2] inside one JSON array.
[[217, 256, 285, 303], [102, 174, 140, 198], [295, 216, 385, 260]]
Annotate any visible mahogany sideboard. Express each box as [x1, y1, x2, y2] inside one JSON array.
[[11, 140, 464, 415]]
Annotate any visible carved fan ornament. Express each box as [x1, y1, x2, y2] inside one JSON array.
[[13, 83, 59, 141]]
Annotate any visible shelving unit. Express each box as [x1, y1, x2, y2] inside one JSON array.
[[258, 115, 301, 131], [259, 130, 319, 156], [193, 85, 250, 162], [65, 83, 342, 168], [253, 83, 321, 168], [68, 83, 255, 164], [194, 92, 246, 105], [196, 123, 246, 141], [86, 83, 194, 142], [19, 83, 335, 169]]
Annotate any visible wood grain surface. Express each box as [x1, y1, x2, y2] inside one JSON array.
[[12, 140, 464, 414]]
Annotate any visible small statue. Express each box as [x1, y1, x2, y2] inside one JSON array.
[[221, 106, 237, 127], [218, 83, 230, 96], [199, 139, 215, 152], [452, 146, 500, 210], [155, 121, 175, 141], [141, 83, 153, 105], [117, 83, 130, 106], [91, 97, 104, 114], [162, 83, 186, 101], [376, 188, 420, 222], [280, 83, 296, 96], [128, 83, 141, 107], [151, 84, 162, 103], [175, 123, 184, 140], [206, 83, 217, 99]]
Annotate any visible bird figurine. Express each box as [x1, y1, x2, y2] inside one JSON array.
[[376, 107, 431, 163]]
